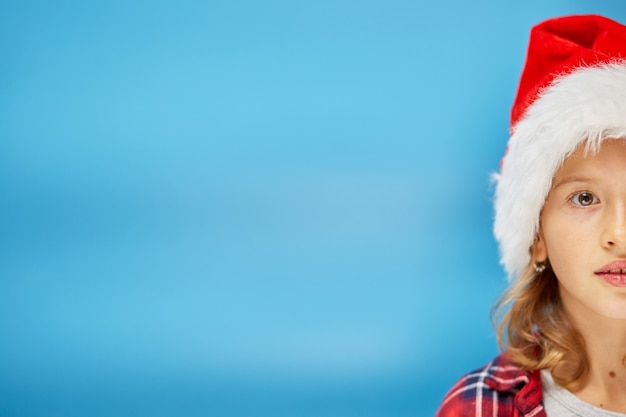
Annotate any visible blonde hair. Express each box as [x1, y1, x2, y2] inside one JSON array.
[[492, 262, 588, 391]]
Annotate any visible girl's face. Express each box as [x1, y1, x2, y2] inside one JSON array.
[[534, 139, 626, 320]]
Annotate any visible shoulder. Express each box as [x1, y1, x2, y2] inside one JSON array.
[[435, 354, 543, 417]]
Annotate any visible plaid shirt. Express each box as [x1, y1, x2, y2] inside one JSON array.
[[435, 354, 546, 417]]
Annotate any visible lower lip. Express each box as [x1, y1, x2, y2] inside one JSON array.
[[597, 273, 626, 287]]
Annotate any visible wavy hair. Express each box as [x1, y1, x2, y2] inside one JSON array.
[[492, 262, 588, 392]]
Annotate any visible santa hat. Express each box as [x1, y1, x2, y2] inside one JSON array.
[[494, 14, 626, 279]]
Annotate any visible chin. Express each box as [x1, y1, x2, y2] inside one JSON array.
[[597, 303, 626, 320]]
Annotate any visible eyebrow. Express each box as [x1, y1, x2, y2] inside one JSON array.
[[552, 176, 596, 189]]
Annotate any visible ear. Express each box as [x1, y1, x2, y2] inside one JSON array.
[[531, 229, 548, 263]]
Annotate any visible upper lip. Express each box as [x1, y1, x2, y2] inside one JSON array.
[[595, 260, 626, 274]]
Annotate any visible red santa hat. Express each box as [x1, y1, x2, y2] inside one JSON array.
[[494, 14, 626, 279]]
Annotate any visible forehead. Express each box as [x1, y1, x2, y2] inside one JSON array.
[[556, 139, 626, 176]]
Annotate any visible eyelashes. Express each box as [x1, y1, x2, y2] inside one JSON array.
[[569, 191, 600, 207]]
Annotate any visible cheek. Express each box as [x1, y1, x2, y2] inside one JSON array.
[[543, 220, 591, 276]]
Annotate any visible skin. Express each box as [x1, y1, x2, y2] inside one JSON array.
[[533, 139, 626, 411]]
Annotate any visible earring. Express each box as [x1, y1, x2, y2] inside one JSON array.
[[534, 261, 547, 274]]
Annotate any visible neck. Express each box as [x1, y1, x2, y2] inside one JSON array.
[[563, 298, 626, 412]]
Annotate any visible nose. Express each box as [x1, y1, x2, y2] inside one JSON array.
[[602, 202, 626, 251]]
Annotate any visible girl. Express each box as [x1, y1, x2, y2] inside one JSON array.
[[436, 14, 626, 416]]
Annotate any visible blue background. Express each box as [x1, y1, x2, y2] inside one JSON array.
[[2, 1, 625, 416]]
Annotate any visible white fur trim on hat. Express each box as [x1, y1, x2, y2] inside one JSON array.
[[494, 62, 626, 280]]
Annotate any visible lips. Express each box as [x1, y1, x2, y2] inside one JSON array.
[[595, 260, 626, 274], [595, 260, 626, 287]]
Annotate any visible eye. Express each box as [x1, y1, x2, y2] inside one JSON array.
[[570, 191, 600, 207]]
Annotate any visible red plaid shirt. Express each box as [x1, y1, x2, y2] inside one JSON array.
[[435, 354, 546, 417]]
